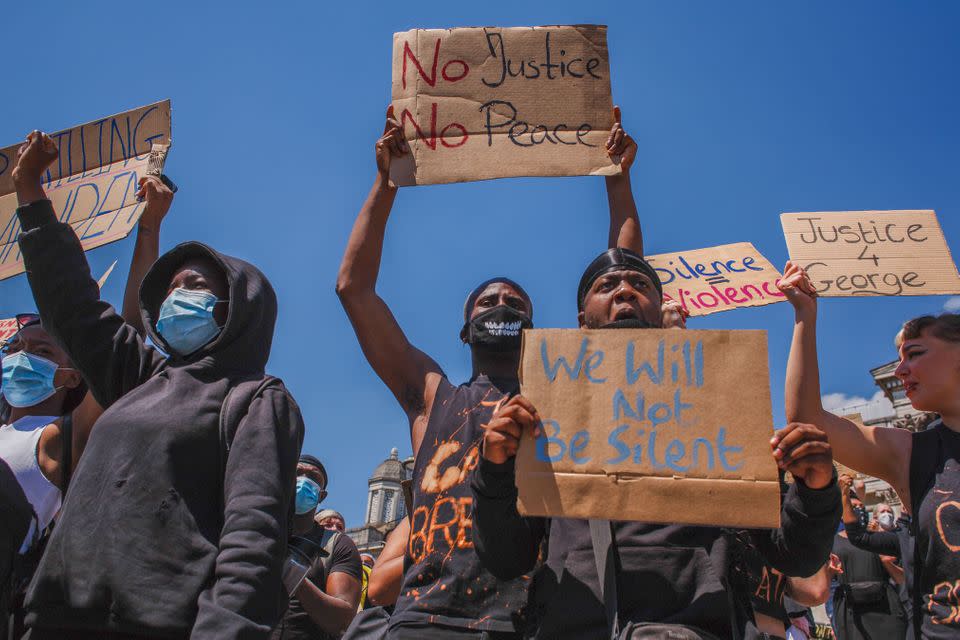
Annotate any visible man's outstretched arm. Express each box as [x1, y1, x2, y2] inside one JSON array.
[[336, 106, 443, 455]]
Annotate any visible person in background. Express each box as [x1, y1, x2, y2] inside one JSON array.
[[272, 455, 362, 640], [872, 503, 897, 533], [316, 509, 347, 533], [833, 474, 913, 640], [358, 553, 375, 611], [12, 130, 304, 639], [341, 519, 411, 640], [0, 174, 174, 638], [337, 104, 641, 640], [777, 261, 960, 638]]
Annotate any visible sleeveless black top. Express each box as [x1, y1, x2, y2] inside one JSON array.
[[390, 376, 530, 633], [910, 420, 960, 638]]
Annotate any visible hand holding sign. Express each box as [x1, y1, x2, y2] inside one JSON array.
[[776, 261, 818, 316], [376, 105, 408, 179], [606, 106, 636, 173], [13, 131, 59, 188], [482, 395, 541, 464], [136, 176, 174, 233], [769, 422, 835, 490]]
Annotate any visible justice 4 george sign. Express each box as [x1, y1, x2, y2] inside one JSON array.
[[390, 25, 620, 186], [515, 329, 781, 528], [781, 210, 960, 296]]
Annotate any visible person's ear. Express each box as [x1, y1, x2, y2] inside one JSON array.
[[59, 368, 83, 390], [318, 489, 328, 505], [577, 311, 586, 328], [460, 322, 470, 344]]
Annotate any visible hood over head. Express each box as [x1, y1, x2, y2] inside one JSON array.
[[140, 242, 277, 373]]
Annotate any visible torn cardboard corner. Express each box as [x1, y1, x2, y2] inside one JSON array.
[[647, 242, 785, 317], [781, 210, 960, 297], [515, 328, 781, 528], [0, 100, 172, 281], [390, 26, 619, 186]]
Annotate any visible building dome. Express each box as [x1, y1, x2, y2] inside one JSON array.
[[370, 447, 405, 484]]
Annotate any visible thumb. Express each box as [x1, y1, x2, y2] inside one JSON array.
[[612, 106, 622, 125], [384, 105, 396, 133]]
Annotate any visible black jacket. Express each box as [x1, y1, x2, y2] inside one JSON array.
[[16, 200, 304, 639], [472, 457, 840, 639]]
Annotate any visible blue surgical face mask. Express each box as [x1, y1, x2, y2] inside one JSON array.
[[295, 477, 322, 515], [155, 288, 225, 356], [1, 351, 69, 408]]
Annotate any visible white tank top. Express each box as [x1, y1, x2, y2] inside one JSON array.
[[0, 415, 62, 551]]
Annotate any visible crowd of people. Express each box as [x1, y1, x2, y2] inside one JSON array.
[[0, 104, 957, 640]]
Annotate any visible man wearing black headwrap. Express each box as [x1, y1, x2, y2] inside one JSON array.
[[471, 248, 842, 640], [337, 106, 642, 639]]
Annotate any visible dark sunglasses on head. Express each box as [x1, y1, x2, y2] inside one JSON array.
[[1, 313, 41, 354], [15, 313, 40, 330]]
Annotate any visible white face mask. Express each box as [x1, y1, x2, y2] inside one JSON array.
[[878, 512, 896, 530]]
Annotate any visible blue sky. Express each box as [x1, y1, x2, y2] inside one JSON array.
[[3, 1, 958, 527]]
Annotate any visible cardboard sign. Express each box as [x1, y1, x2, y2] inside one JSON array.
[[390, 25, 619, 185], [0, 261, 119, 345], [0, 317, 17, 344], [781, 210, 960, 297], [515, 329, 781, 528], [0, 101, 171, 281], [648, 242, 785, 316]]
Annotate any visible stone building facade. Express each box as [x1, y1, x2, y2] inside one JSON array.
[[345, 448, 414, 557]]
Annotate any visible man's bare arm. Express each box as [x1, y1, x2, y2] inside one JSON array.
[[605, 106, 642, 255], [336, 107, 443, 453]]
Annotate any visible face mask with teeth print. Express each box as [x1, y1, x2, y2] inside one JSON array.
[[464, 306, 532, 352]]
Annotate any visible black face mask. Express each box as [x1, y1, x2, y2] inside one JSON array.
[[463, 306, 532, 352], [599, 317, 656, 330]]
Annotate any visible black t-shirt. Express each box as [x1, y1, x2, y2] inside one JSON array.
[[911, 421, 960, 638], [271, 527, 362, 640], [733, 532, 789, 625], [391, 376, 531, 633]]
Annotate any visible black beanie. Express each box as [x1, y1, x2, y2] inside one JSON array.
[[298, 454, 327, 486], [577, 248, 663, 311]]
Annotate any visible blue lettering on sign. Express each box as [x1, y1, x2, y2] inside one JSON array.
[[541, 337, 589, 381], [533, 336, 748, 477]]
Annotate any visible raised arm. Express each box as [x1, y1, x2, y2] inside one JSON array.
[[604, 106, 642, 254], [367, 517, 409, 607], [776, 261, 910, 491], [122, 176, 174, 335], [67, 175, 176, 464], [13, 132, 165, 408], [839, 475, 901, 557], [336, 107, 443, 454]]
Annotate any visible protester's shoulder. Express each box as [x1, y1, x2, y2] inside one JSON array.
[[331, 533, 363, 579], [252, 377, 303, 417]]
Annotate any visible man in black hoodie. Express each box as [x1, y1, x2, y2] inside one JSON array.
[[11, 130, 304, 639], [471, 247, 842, 640]]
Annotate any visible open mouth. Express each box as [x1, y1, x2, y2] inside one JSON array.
[[613, 307, 639, 321], [904, 382, 918, 396]]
